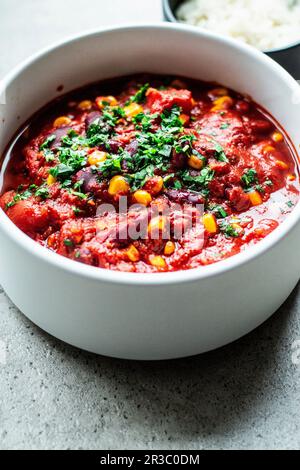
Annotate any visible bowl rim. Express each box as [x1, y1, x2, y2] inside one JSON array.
[[162, 0, 300, 54], [0, 22, 300, 287]]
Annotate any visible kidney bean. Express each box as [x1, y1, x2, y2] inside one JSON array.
[[125, 139, 139, 157], [50, 128, 73, 148], [165, 189, 204, 205], [171, 149, 186, 169], [75, 169, 97, 193], [249, 119, 272, 134], [85, 111, 102, 130], [108, 139, 123, 153], [226, 186, 251, 212], [235, 100, 250, 114]]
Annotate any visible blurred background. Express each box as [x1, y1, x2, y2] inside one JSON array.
[[0, 0, 162, 79]]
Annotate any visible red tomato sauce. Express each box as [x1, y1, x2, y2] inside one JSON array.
[[0, 75, 299, 273]]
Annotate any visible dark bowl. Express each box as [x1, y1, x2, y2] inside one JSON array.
[[163, 0, 300, 79]]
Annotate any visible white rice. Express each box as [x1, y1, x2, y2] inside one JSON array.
[[176, 0, 300, 51]]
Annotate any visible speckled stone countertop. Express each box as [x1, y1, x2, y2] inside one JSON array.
[[0, 0, 300, 451]]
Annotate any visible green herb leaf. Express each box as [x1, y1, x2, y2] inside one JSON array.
[[35, 186, 50, 199], [40, 134, 56, 150], [180, 167, 215, 195], [220, 123, 230, 130], [127, 83, 150, 105], [220, 221, 240, 238], [241, 168, 258, 188], [214, 143, 229, 163], [209, 204, 228, 219]]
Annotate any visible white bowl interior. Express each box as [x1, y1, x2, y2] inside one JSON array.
[[1, 25, 300, 161]]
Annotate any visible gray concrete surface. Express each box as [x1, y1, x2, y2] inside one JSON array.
[[0, 0, 300, 450]]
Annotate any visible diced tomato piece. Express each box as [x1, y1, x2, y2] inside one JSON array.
[[5, 199, 49, 235], [226, 186, 251, 212], [146, 87, 193, 114]]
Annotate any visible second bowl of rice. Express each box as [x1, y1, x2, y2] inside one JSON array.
[[163, 0, 300, 78]]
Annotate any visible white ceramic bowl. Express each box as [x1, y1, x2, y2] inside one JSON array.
[[0, 24, 300, 360]]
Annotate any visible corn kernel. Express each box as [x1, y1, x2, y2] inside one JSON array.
[[70, 226, 82, 244], [133, 190, 152, 207], [209, 88, 229, 98], [96, 96, 118, 109], [276, 160, 289, 171], [248, 190, 263, 206], [145, 176, 164, 195], [272, 132, 284, 143], [212, 96, 233, 111], [78, 100, 93, 111], [126, 244, 140, 262], [263, 145, 276, 154], [148, 216, 166, 235], [150, 199, 168, 213], [53, 116, 72, 128], [108, 175, 130, 196], [149, 256, 167, 269], [231, 223, 243, 234], [124, 103, 144, 118], [188, 154, 204, 170], [47, 174, 56, 186], [47, 234, 56, 248], [202, 213, 218, 234], [179, 114, 190, 126], [288, 174, 296, 182], [88, 151, 107, 166], [164, 241, 175, 256], [96, 220, 107, 232]]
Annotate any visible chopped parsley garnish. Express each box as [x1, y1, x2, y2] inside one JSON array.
[[255, 184, 265, 194], [40, 134, 56, 150], [160, 106, 183, 134], [95, 105, 186, 191], [44, 149, 56, 162], [181, 167, 215, 195], [49, 147, 87, 181], [73, 206, 83, 216], [173, 180, 182, 190], [126, 83, 150, 105], [241, 168, 258, 188], [68, 180, 88, 199], [163, 173, 175, 185], [133, 112, 158, 131], [220, 221, 241, 238], [220, 122, 230, 130], [286, 201, 295, 208], [6, 189, 32, 208], [174, 134, 196, 154], [209, 204, 228, 219], [5, 184, 49, 209], [70, 190, 88, 200], [127, 165, 156, 191], [35, 186, 50, 199], [63, 239, 73, 247], [214, 143, 229, 163], [98, 155, 123, 178]]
